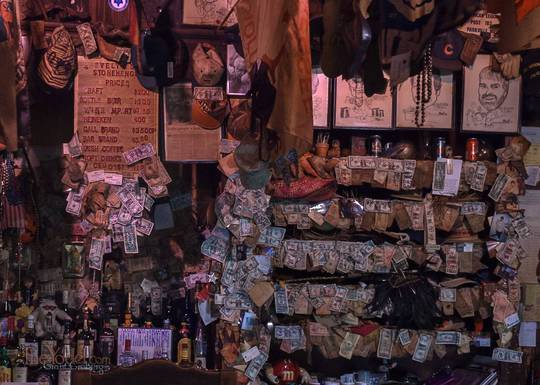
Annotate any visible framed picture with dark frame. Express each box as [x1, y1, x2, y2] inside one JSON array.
[[461, 54, 521, 133], [333, 75, 393, 129], [226, 44, 251, 96], [396, 71, 455, 130], [312, 68, 332, 129]]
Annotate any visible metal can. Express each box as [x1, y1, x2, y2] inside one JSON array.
[[434, 137, 446, 159], [369, 135, 383, 157], [465, 138, 479, 161]]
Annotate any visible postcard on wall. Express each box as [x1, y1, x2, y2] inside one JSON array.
[[462, 54, 521, 133], [334, 76, 393, 129], [396, 72, 454, 129], [182, 0, 237, 26], [226, 44, 251, 96], [312, 69, 330, 128], [163, 83, 221, 162]]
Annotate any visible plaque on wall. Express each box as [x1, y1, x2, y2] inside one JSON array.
[[334, 76, 393, 129], [462, 54, 521, 133], [74, 57, 159, 176], [312, 68, 331, 129], [396, 72, 454, 129]]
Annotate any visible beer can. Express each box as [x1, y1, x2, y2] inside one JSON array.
[[434, 137, 446, 159], [369, 135, 383, 157], [465, 138, 479, 161]]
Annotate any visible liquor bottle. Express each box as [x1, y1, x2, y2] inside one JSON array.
[[176, 322, 192, 366], [6, 316, 18, 364], [40, 313, 57, 364], [194, 320, 207, 369], [118, 340, 137, 367], [150, 287, 162, 322], [106, 305, 119, 333], [143, 296, 153, 329], [76, 308, 94, 360], [12, 337, 27, 382], [124, 292, 133, 328], [162, 312, 177, 362], [98, 318, 115, 362], [33, 368, 55, 385], [24, 315, 39, 367], [61, 290, 70, 315], [57, 333, 73, 385], [0, 338, 12, 383]]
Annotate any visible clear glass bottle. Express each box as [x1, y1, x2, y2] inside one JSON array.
[[194, 320, 207, 369], [118, 340, 137, 367]]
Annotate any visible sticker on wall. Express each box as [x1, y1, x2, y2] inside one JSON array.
[[108, 0, 129, 12]]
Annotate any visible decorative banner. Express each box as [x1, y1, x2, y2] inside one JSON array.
[[117, 328, 172, 364], [74, 57, 159, 176]]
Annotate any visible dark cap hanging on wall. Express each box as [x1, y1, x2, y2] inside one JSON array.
[[432, 30, 464, 71]]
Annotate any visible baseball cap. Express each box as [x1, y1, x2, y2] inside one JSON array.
[[192, 99, 228, 130], [432, 29, 464, 71], [192, 43, 224, 86]]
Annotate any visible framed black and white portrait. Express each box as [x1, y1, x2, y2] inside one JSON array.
[[312, 68, 331, 129], [333, 75, 393, 129], [396, 71, 454, 129], [462, 54, 521, 133], [226, 44, 251, 96]]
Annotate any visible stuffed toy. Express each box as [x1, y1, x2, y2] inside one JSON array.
[[31, 298, 72, 339]]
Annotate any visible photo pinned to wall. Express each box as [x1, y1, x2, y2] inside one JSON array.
[[312, 68, 331, 129], [333, 75, 393, 129], [226, 44, 251, 96], [462, 54, 521, 133], [163, 83, 221, 162], [396, 71, 454, 129], [182, 0, 237, 26]]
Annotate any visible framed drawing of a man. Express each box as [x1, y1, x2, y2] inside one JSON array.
[[396, 71, 454, 129], [462, 54, 521, 133], [334, 75, 393, 129]]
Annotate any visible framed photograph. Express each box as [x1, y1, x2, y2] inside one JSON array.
[[462, 54, 521, 133], [312, 68, 331, 129], [396, 71, 454, 129], [62, 243, 85, 278], [163, 83, 221, 162], [182, 0, 237, 26], [334, 76, 393, 129], [226, 45, 250, 96]]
